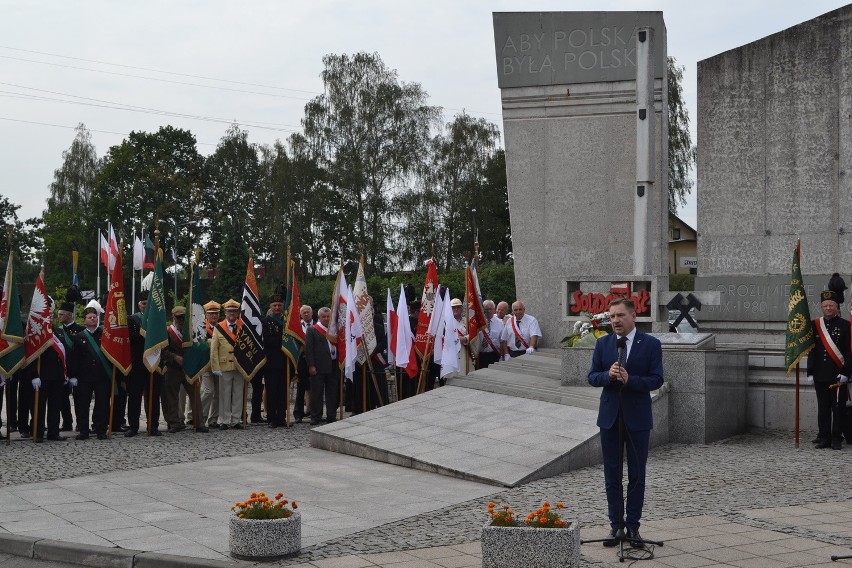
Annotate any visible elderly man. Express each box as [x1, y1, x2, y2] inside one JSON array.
[[199, 301, 221, 428], [501, 300, 542, 360], [304, 307, 338, 425], [293, 305, 313, 422], [161, 307, 208, 434], [211, 300, 243, 430], [478, 300, 504, 369], [450, 298, 475, 376]]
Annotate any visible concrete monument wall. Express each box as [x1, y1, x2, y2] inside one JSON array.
[[697, 6, 852, 340], [494, 12, 669, 346]]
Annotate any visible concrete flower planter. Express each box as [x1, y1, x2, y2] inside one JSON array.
[[480, 521, 580, 568], [229, 511, 301, 560]]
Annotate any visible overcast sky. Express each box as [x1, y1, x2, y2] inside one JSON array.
[[0, 1, 848, 232]]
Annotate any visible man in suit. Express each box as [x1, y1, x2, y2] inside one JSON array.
[[304, 306, 337, 425], [293, 305, 313, 422], [69, 307, 111, 440], [588, 298, 664, 548]]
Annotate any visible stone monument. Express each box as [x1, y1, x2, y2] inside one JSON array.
[[493, 11, 670, 345], [697, 5, 852, 429]]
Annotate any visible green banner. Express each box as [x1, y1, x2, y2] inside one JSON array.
[[142, 250, 168, 373], [785, 241, 815, 375], [182, 262, 210, 382]]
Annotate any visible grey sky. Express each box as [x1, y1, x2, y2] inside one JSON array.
[[0, 1, 847, 231]]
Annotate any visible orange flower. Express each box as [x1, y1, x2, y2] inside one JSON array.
[[556, 502, 565, 509], [250, 492, 257, 498], [542, 501, 550, 508], [292, 502, 298, 509], [238, 513, 245, 518], [275, 493, 284, 500]]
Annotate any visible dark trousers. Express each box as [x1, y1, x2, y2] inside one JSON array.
[[111, 378, 127, 428], [128, 372, 163, 432], [294, 356, 310, 419], [264, 366, 286, 426], [478, 351, 500, 369], [310, 372, 338, 422], [61, 384, 73, 429], [814, 381, 841, 441], [33, 380, 64, 439], [600, 416, 650, 531], [250, 373, 264, 421], [75, 380, 109, 435], [17, 377, 33, 434]]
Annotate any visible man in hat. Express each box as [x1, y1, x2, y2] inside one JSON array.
[[161, 306, 208, 434], [126, 292, 163, 436], [807, 281, 852, 450], [449, 297, 476, 378], [55, 301, 82, 432], [211, 299, 244, 430], [262, 292, 287, 427], [500, 300, 542, 360], [68, 306, 110, 440], [199, 300, 221, 428]]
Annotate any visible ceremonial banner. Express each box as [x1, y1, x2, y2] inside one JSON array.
[[99, 231, 110, 269], [102, 247, 131, 375], [428, 287, 446, 365], [440, 287, 460, 378], [133, 235, 144, 271], [182, 260, 210, 383], [414, 259, 439, 357], [344, 285, 364, 380], [394, 284, 419, 378], [234, 256, 266, 380], [353, 257, 376, 364], [465, 263, 487, 353], [329, 267, 348, 368], [143, 235, 155, 270], [0, 251, 24, 374], [386, 288, 396, 366], [24, 269, 53, 365], [108, 224, 119, 270], [141, 249, 168, 373], [785, 240, 815, 375], [0, 251, 23, 344], [71, 246, 79, 287], [281, 259, 305, 367]]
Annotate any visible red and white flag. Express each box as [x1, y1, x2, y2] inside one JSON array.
[[428, 287, 446, 365], [102, 245, 131, 375], [353, 257, 376, 364], [329, 267, 348, 368], [394, 284, 419, 378], [108, 224, 119, 270], [24, 269, 54, 365], [465, 264, 487, 345], [386, 288, 396, 367], [415, 259, 439, 357], [344, 285, 363, 380], [132, 235, 145, 272], [99, 231, 110, 269]]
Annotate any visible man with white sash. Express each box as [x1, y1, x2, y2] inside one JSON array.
[[500, 300, 542, 360], [807, 282, 851, 450]]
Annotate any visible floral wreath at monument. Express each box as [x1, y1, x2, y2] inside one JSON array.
[[561, 311, 612, 347]]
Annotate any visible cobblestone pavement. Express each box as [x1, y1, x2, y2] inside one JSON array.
[[4, 424, 852, 567], [277, 429, 852, 565], [0, 421, 311, 487]]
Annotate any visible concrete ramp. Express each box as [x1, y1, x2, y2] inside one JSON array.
[[310, 350, 668, 487]]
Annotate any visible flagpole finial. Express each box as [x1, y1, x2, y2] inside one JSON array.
[[194, 247, 200, 264], [249, 247, 254, 258]]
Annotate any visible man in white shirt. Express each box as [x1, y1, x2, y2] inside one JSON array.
[[501, 300, 542, 360], [478, 300, 504, 369]]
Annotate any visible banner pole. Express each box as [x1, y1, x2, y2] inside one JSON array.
[[108, 367, 116, 438], [795, 362, 800, 449]]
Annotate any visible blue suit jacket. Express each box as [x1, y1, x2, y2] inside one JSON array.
[[587, 331, 664, 431]]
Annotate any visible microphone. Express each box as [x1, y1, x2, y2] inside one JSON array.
[[614, 336, 627, 383]]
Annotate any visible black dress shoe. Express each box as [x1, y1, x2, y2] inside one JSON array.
[[219, 424, 229, 431], [812, 436, 824, 444], [167, 427, 180, 434], [46, 435, 66, 441], [75, 433, 90, 440], [96, 433, 108, 440], [149, 429, 162, 436], [815, 440, 832, 449], [116, 425, 129, 433], [831, 439, 842, 450], [269, 423, 278, 428], [124, 429, 138, 438], [196, 426, 209, 433], [34, 437, 44, 443], [603, 527, 622, 547], [626, 527, 644, 549], [232, 423, 244, 430], [294, 417, 303, 424], [309, 420, 320, 426]]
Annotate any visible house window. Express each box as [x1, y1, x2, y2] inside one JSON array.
[[672, 228, 681, 240]]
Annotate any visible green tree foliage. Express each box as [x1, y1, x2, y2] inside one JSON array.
[[668, 56, 696, 215], [302, 52, 441, 271], [92, 126, 205, 263], [207, 217, 249, 303], [203, 124, 261, 266]]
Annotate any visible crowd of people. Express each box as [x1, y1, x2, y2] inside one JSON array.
[[0, 290, 544, 442]]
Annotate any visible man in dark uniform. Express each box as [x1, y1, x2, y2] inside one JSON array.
[[126, 292, 163, 436], [21, 324, 69, 442], [69, 307, 111, 440], [807, 278, 852, 450], [305, 307, 338, 425], [262, 292, 287, 428], [55, 301, 81, 431]]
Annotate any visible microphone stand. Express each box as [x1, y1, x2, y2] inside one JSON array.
[[581, 336, 663, 562]]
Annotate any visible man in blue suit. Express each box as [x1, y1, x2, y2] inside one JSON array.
[[588, 298, 664, 548]]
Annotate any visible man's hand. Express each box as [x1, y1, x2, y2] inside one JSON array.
[[806, 375, 814, 385], [609, 363, 628, 384], [69, 377, 78, 388], [212, 370, 223, 378], [501, 354, 511, 362], [838, 374, 849, 384], [32, 377, 41, 390], [525, 347, 535, 355]]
